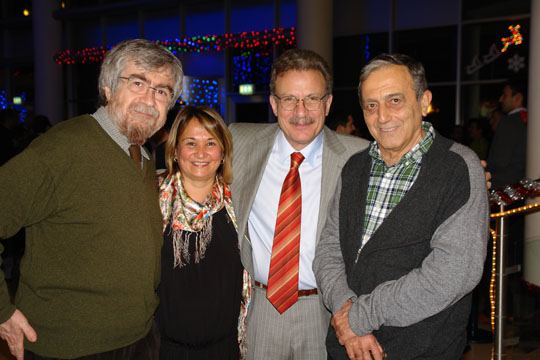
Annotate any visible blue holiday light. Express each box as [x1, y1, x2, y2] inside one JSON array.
[[179, 77, 221, 109]]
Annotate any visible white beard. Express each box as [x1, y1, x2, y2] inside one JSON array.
[[109, 102, 160, 145]]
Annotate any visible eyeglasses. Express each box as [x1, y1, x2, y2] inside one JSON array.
[[118, 76, 172, 103], [273, 94, 329, 111]]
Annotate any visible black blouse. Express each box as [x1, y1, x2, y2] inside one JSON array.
[[157, 207, 243, 350]]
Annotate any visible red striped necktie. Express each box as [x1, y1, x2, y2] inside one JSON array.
[[267, 151, 305, 314]]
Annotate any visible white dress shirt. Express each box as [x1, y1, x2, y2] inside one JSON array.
[[248, 129, 323, 290]]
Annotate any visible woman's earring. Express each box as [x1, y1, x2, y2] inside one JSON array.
[[174, 157, 178, 163]]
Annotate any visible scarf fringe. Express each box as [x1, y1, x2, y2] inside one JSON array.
[[172, 216, 214, 268]]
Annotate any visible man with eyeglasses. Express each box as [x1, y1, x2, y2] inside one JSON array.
[[229, 49, 370, 359], [0, 39, 183, 359]]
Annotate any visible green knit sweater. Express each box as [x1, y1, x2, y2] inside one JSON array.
[[0, 115, 162, 358]]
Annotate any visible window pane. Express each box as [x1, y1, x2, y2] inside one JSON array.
[[144, 10, 180, 41], [334, 0, 391, 36], [70, 20, 102, 48], [5, 27, 33, 58], [463, 0, 529, 20], [462, 20, 529, 81], [334, 33, 389, 88], [396, 0, 459, 29], [231, 0, 273, 33], [185, 2, 224, 37], [105, 14, 139, 46], [394, 26, 457, 82], [280, 0, 296, 28]]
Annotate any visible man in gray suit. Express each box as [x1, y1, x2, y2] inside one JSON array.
[[229, 49, 369, 359]]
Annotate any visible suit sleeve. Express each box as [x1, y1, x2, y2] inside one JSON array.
[[313, 176, 357, 314], [347, 149, 490, 336]]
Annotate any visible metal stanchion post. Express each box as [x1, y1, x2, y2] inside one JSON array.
[[494, 204, 507, 359], [494, 204, 521, 359]]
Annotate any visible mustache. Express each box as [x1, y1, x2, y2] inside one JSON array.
[[288, 117, 315, 125], [129, 103, 159, 118]]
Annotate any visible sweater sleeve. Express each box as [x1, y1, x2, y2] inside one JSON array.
[[313, 176, 357, 314], [348, 147, 490, 336], [0, 145, 57, 323]]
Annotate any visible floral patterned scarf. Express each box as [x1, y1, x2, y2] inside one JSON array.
[[158, 171, 235, 268]]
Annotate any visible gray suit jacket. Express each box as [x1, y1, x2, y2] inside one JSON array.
[[229, 122, 369, 278]]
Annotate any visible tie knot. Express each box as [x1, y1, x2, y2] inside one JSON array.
[[290, 152, 304, 169]]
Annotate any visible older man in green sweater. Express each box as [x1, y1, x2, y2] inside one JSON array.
[[0, 39, 183, 359]]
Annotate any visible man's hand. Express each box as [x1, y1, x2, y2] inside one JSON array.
[[331, 299, 356, 344], [481, 160, 492, 190], [331, 300, 385, 359], [0, 309, 37, 360], [343, 334, 385, 360]]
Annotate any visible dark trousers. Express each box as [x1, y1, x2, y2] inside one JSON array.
[[24, 322, 159, 360]]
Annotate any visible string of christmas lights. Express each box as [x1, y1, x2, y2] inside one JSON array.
[[233, 53, 273, 88], [489, 178, 540, 207], [178, 77, 220, 108], [0, 90, 8, 109], [489, 228, 497, 334], [54, 46, 112, 65], [54, 27, 296, 65]]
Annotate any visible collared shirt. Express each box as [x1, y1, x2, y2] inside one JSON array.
[[359, 122, 435, 252], [507, 107, 527, 116], [92, 106, 150, 164], [248, 129, 323, 290]]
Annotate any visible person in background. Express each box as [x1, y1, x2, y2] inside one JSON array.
[[30, 115, 52, 136], [326, 113, 357, 135], [486, 79, 527, 189], [486, 80, 528, 319], [157, 105, 250, 360], [0, 109, 29, 164], [313, 53, 489, 360], [450, 124, 466, 144], [0, 38, 183, 359], [149, 110, 175, 170], [488, 108, 503, 134], [467, 118, 489, 160]]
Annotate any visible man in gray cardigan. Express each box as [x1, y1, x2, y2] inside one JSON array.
[[313, 54, 489, 360]]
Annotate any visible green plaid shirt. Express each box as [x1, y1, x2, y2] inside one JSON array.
[[359, 122, 435, 254]]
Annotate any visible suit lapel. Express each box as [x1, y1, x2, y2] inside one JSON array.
[[232, 124, 279, 273], [316, 127, 348, 243]]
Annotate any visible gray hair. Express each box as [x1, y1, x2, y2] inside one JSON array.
[[270, 49, 333, 95], [358, 53, 427, 102], [98, 39, 184, 109]]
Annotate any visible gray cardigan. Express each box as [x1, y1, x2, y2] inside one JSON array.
[[313, 134, 489, 359]]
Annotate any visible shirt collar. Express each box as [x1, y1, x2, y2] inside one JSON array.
[[275, 128, 323, 166], [92, 106, 150, 160], [369, 121, 435, 167], [508, 107, 527, 115]]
